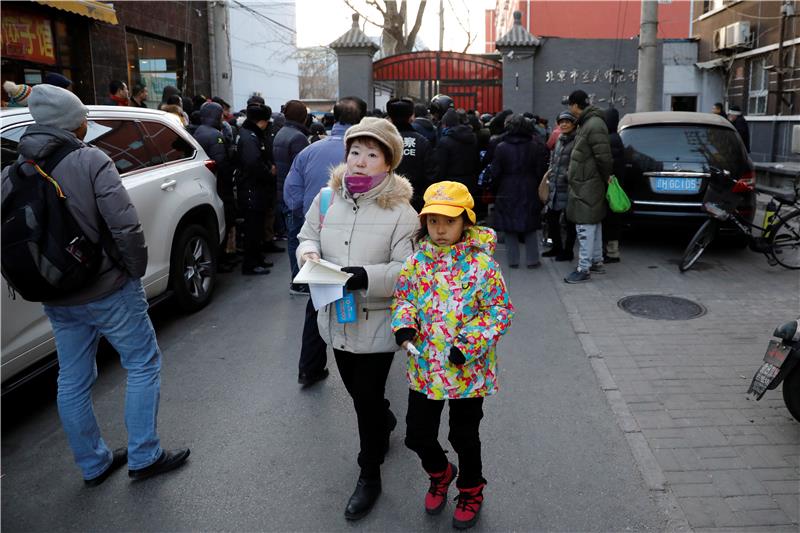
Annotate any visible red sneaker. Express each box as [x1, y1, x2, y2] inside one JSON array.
[[424, 462, 458, 515], [452, 483, 485, 529]]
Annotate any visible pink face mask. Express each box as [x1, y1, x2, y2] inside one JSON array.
[[344, 172, 388, 195]]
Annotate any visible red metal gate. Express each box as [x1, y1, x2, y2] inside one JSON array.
[[373, 51, 502, 113]]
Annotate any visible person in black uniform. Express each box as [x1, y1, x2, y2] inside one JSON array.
[[237, 104, 275, 275], [386, 97, 438, 211]]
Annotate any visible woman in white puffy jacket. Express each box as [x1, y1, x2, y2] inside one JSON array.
[[296, 117, 418, 521]]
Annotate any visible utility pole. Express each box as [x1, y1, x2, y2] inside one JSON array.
[[439, 0, 444, 51], [771, 0, 794, 161], [635, 0, 659, 112], [775, 0, 794, 116], [208, 0, 233, 105]]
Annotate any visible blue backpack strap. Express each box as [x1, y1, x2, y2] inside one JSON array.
[[318, 187, 333, 227]]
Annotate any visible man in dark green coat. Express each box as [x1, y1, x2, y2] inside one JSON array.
[[564, 90, 613, 283]]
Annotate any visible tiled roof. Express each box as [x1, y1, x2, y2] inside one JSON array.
[[495, 11, 541, 48], [330, 14, 380, 51]]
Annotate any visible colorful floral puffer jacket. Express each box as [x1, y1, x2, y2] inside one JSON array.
[[391, 226, 514, 400]]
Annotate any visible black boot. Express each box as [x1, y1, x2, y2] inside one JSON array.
[[344, 476, 382, 520]]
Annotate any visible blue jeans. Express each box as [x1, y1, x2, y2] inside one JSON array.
[[576, 223, 603, 272], [286, 208, 305, 280], [44, 278, 163, 479]]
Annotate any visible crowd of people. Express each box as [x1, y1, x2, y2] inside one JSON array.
[[1, 75, 755, 530]]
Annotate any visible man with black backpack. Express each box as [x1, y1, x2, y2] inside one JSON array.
[[1, 84, 189, 486]]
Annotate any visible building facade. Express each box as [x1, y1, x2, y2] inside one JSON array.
[[226, 0, 299, 112], [485, 0, 692, 52], [1, 1, 211, 108], [693, 0, 799, 162]]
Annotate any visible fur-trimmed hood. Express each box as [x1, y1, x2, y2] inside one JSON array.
[[328, 163, 414, 210]]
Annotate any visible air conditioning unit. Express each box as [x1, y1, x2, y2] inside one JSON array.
[[726, 21, 752, 49], [712, 27, 727, 52]]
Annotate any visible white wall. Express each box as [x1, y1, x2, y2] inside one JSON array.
[[661, 41, 701, 111], [228, 0, 299, 112]]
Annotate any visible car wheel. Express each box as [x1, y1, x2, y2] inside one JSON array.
[[170, 223, 216, 312]]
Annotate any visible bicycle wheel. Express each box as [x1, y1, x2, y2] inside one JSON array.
[[679, 219, 718, 272], [769, 210, 800, 269]]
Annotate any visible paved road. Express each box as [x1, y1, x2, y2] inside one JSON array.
[[2, 244, 665, 532], [547, 229, 800, 532]]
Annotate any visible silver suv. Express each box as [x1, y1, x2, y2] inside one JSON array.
[[1, 106, 226, 388]]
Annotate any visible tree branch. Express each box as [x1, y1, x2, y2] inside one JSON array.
[[405, 0, 426, 50], [460, 31, 477, 54], [365, 0, 386, 17], [343, 0, 383, 28]]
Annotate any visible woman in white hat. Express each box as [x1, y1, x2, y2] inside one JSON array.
[[296, 116, 418, 521]]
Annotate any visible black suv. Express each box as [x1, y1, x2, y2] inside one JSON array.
[[618, 111, 755, 228]]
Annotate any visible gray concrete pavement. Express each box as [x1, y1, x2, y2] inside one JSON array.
[[543, 231, 800, 532], [2, 245, 666, 532]]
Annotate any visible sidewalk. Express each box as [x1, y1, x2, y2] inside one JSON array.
[[543, 234, 800, 532]]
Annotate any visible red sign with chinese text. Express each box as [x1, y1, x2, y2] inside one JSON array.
[[1, 11, 56, 66]]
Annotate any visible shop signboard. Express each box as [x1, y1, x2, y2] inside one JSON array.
[[1, 11, 57, 66]]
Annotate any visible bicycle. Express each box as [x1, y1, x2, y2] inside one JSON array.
[[679, 168, 800, 272]]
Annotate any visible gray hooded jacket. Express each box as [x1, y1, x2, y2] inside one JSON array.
[[1, 125, 147, 306]]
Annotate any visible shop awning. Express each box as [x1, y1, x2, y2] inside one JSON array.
[[34, 0, 118, 25]]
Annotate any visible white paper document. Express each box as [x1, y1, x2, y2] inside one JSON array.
[[293, 258, 352, 285], [293, 258, 353, 310], [309, 283, 344, 310]]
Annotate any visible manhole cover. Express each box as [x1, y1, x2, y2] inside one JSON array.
[[618, 295, 706, 320]]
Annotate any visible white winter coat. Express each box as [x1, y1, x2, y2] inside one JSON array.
[[296, 164, 419, 354]]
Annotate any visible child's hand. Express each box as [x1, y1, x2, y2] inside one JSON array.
[[448, 346, 466, 366], [394, 327, 416, 347]]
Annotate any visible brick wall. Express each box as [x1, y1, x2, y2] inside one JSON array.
[[89, 1, 210, 104]]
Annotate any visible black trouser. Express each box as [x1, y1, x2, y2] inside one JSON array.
[[405, 389, 486, 489], [546, 208, 576, 254], [603, 208, 622, 244], [242, 208, 265, 271], [333, 349, 394, 480], [299, 298, 327, 375]]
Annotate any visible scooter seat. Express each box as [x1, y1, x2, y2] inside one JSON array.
[[774, 319, 800, 343]]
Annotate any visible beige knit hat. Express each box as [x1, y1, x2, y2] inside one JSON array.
[[344, 117, 404, 170]]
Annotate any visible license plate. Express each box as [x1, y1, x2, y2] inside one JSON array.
[[747, 362, 780, 399], [651, 177, 701, 194]]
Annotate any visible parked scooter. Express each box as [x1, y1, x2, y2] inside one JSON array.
[[747, 319, 800, 422]]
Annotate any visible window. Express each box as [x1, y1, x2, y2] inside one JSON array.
[[619, 125, 748, 171], [87, 120, 161, 174], [748, 58, 768, 115], [141, 121, 194, 163], [126, 31, 190, 109], [671, 95, 698, 112], [1, 125, 29, 169]]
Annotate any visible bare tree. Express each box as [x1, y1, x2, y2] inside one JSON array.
[[297, 47, 338, 100], [343, 0, 427, 56], [447, 0, 477, 53]]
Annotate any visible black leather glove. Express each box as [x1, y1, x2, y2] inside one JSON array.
[[448, 346, 466, 366], [341, 266, 368, 290], [395, 328, 417, 347]]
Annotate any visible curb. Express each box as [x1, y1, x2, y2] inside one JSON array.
[[544, 259, 694, 533]]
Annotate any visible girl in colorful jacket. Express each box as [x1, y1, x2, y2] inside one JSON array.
[[391, 181, 514, 530]]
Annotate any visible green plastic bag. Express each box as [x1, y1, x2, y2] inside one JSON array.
[[606, 176, 631, 213]]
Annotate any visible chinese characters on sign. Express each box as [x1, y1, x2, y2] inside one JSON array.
[[544, 68, 638, 85], [1, 13, 56, 66]]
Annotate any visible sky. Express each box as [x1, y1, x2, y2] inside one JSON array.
[[296, 0, 496, 53]]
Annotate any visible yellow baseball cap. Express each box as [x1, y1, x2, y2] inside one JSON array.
[[419, 181, 476, 224]]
